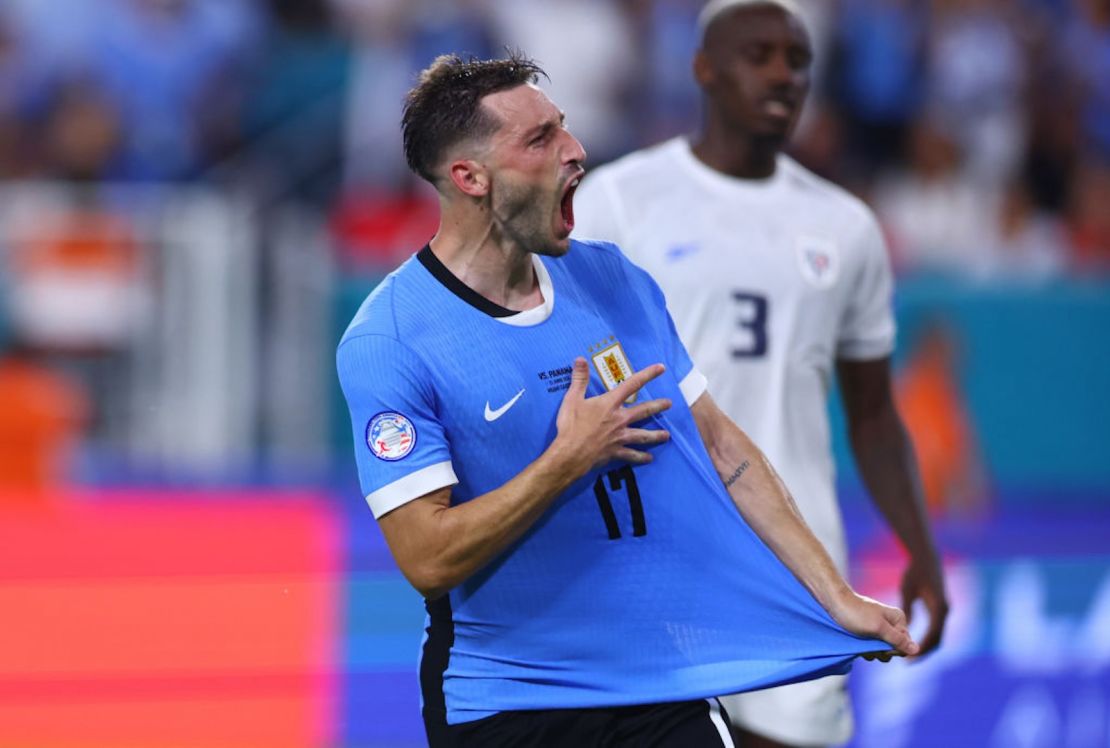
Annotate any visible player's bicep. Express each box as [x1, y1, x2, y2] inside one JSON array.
[[690, 392, 749, 476], [377, 484, 453, 586]]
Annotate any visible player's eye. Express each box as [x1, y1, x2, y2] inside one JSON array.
[[739, 43, 771, 64], [788, 46, 812, 70]]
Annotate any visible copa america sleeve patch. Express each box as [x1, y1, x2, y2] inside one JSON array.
[[366, 411, 417, 461]]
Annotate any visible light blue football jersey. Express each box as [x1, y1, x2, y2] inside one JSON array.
[[337, 239, 884, 725]]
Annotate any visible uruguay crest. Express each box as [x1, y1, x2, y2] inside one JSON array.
[[366, 411, 417, 461], [590, 337, 636, 403], [795, 235, 840, 289]]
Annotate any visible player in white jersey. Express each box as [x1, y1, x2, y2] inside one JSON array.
[[574, 2, 948, 746]]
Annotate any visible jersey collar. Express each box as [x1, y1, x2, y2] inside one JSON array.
[[416, 245, 555, 326]]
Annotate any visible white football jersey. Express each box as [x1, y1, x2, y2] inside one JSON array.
[[574, 137, 895, 570]]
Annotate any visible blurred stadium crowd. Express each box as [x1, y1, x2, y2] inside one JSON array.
[[0, 0, 1108, 272], [0, 0, 1107, 489]]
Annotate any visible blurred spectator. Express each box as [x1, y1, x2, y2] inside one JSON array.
[[925, 0, 1031, 186], [0, 13, 46, 178], [3, 201, 147, 353], [239, 0, 350, 205], [331, 0, 492, 193], [1066, 161, 1110, 272], [0, 0, 101, 79], [981, 178, 1068, 280], [827, 0, 928, 182], [329, 187, 439, 270], [1064, 0, 1110, 160], [877, 122, 1069, 279], [1022, 53, 1083, 214], [82, 0, 262, 180], [487, 0, 638, 164], [874, 121, 998, 275], [40, 80, 123, 181], [631, 0, 701, 144]]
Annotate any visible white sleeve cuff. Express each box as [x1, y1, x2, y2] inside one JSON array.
[[678, 369, 708, 406], [366, 461, 458, 519], [836, 335, 895, 361]]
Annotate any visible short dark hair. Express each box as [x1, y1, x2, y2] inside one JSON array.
[[402, 52, 546, 184]]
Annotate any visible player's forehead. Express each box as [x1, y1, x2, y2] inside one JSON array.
[[704, 4, 810, 50], [481, 83, 562, 139]]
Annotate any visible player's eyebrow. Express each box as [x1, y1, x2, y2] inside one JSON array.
[[522, 112, 566, 143]]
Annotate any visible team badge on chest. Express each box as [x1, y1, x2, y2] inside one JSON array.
[[590, 337, 637, 403], [795, 235, 840, 289]]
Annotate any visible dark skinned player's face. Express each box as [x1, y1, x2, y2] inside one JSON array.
[[697, 4, 813, 144]]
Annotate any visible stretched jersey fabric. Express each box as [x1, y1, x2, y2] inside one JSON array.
[[575, 138, 896, 574], [337, 239, 884, 725]]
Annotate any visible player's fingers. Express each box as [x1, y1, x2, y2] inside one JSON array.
[[914, 621, 944, 658], [614, 447, 653, 465], [885, 604, 908, 630], [624, 397, 672, 424], [861, 650, 896, 663], [564, 357, 590, 400], [610, 363, 665, 403], [621, 427, 670, 446], [879, 617, 919, 657], [914, 602, 948, 657]]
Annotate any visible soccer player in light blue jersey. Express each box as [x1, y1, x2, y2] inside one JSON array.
[[336, 52, 917, 748]]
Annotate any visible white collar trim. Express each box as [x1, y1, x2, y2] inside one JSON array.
[[497, 254, 555, 327]]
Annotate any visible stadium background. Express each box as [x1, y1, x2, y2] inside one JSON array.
[[0, 0, 1107, 746]]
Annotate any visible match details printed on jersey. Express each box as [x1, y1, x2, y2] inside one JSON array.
[[366, 411, 417, 461], [537, 365, 573, 394], [590, 337, 636, 403]]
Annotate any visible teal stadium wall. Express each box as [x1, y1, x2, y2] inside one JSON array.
[[830, 275, 1110, 500]]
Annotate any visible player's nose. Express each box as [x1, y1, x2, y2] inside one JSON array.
[[562, 129, 587, 167], [765, 48, 801, 87]]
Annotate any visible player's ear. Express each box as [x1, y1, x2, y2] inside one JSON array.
[[693, 49, 715, 88], [448, 158, 489, 198]]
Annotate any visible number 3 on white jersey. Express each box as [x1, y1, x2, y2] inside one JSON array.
[[731, 291, 769, 358]]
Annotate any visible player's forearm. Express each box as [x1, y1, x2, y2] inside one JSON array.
[[849, 406, 939, 564], [692, 396, 852, 610], [392, 443, 587, 599], [719, 434, 852, 611]]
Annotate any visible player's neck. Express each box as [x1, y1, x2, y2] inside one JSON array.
[[691, 131, 780, 180], [429, 210, 541, 312]]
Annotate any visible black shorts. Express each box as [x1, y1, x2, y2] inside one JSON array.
[[427, 698, 734, 748]]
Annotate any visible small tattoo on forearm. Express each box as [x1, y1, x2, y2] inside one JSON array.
[[724, 460, 751, 488]]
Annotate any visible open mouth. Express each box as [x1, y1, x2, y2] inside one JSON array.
[[560, 174, 582, 232], [762, 95, 797, 121]]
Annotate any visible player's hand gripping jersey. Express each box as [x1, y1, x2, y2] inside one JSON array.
[[337, 239, 884, 724]]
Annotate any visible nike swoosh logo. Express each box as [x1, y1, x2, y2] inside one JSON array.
[[484, 389, 525, 422]]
